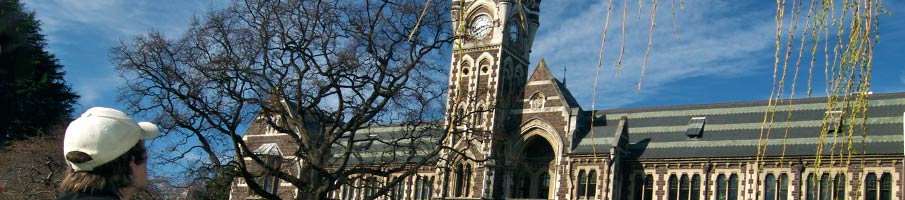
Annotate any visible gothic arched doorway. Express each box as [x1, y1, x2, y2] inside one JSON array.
[[510, 135, 555, 199]]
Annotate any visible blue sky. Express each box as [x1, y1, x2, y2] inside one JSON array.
[[21, 0, 905, 182], [24, 0, 905, 118]]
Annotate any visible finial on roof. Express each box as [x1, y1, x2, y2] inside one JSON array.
[[562, 65, 567, 86]]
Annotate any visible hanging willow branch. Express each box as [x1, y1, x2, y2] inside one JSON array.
[[756, 0, 882, 194]]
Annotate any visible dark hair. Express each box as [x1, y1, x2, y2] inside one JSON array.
[[60, 141, 147, 196]]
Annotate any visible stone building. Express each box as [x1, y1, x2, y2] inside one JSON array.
[[230, 0, 905, 199]]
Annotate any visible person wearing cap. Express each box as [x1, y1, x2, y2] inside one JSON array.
[[57, 107, 159, 200]]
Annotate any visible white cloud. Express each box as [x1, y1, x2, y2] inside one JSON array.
[[23, 0, 227, 110], [532, 0, 775, 109]]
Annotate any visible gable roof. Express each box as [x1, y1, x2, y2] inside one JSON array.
[[528, 59, 581, 108], [573, 92, 905, 159]]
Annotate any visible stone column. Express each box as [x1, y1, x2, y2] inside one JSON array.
[[704, 162, 713, 200], [656, 166, 667, 200], [790, 161, 804, 200]]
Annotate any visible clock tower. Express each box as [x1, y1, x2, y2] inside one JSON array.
[[442, 0, 540, 198]]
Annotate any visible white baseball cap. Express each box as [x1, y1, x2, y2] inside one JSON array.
[[63, 107, 160, 171]]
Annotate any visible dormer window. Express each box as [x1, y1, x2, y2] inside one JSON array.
[[686, 117, 706, 139], [825, 110, 843, 132]]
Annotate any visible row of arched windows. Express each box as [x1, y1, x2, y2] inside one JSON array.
[[618, 172, 893, 200], [624, 173, 736, 200], [335, 175, 434, 200], [804, 172, 892, 200], [412, 176, 435, 200], [667, 174, 702, 200]]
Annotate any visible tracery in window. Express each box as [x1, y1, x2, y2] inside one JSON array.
[[529, 92, 546, 110], [461, 60, 472, 76], [479, 59, 490, 74]]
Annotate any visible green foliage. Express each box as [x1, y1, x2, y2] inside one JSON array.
[[0, 0, 78, 146]]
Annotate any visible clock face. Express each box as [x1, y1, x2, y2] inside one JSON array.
[[508, 21, 520, 44], [469, 15, 492, 39]]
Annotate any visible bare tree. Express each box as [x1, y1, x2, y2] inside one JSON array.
[[111, 0, 461, 199], [0, 133, 67, 199]]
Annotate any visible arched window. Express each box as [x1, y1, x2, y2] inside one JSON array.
[[833, 173, 845, 200], [728, 174, 738, 200], [415, 176, 423, 199], [588, 170, 598, 198], [880, 173, 891, 200], [644, 175, 654, 200], [427, 177, 435, 200], [820, 173, 830, 200], [479, 59, 490, 75], [454, 164, 465, 197], [668, 174, 678, 200], [252, 155, 282, 197], [391, 177, 404, 199], [765, 174, 776, 200], [865, 173, 877, 200], [538, 172, 550, 198], [461, 60, 472, 77], [716, 174, 727, 200], [691, 174, 701, 200], [464, 164, 472, 197], [778, 173, 788, 200], [474, 105, 485, 126], [807, 173, 816, 200], [577, 170, 587, 198], [422, 176, 431, 200], [443, 169, 451, 197], [679, 174, 689, 200]]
